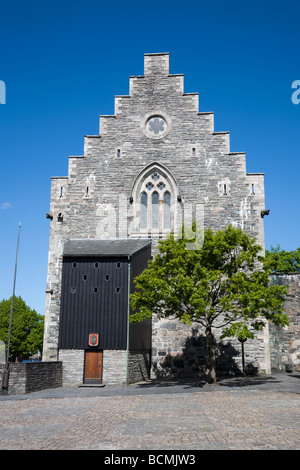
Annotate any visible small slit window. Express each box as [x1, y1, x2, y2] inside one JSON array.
[[192, 147, 196, 156], [251, 184, 255, 195], [117, 149, 121, 158], [223, 184, 227, 196]]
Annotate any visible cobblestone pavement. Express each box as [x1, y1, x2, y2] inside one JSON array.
[[0, 374, 299, 450]]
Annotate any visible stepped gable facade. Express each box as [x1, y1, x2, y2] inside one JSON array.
[[43, 53, 276, 385]]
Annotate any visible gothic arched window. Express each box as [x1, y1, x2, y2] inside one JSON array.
[[130, 163, 180, 237]]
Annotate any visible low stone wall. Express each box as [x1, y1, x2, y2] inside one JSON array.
[[0, 362, 62, 395], [127, 350, 151, 384], [269, 273, 300, 372]]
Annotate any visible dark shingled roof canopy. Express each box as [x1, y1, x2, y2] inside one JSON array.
[[63, 238, 152, 257]]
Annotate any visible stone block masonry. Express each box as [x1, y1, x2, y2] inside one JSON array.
[[269, 273, 300, 373], [58, 349, 85, 386], [0, 362, 62, 395], [151, 314, 270, 380], [58, 349, 128, 386], [102, 350, 127, 385], [127, 350, 151, 384]]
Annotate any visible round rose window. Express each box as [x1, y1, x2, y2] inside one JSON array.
[[142, 112, 171, 139], [146, 116, 166, 137]]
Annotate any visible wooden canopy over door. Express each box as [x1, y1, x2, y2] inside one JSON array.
[[84, 350, 103, 384]]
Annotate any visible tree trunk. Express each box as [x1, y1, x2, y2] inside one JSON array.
[[206, 326, 217, 384]]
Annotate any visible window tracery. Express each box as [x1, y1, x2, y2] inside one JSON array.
[[130, 163, 180, 236]]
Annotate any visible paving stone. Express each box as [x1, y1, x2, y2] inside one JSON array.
[[0, 374, 299, 450]]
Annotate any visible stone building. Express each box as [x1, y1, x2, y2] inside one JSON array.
[[269, 273, 300, 373], [43, 52, 294, 385]]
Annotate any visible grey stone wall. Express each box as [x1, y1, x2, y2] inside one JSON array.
[[58, 349, 85, 386], [102, 350, 127, 384], [269, 273, 300, 372], [1, 362, 62, 395], [58, 349, 150, 385], [43, 52, 268, 380], [151, 316, 270, 380], [127, 350, 151, 384]]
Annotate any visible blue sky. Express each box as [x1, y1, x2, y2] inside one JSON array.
[[0, 0, 299, 316]]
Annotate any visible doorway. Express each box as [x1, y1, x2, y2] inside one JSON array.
[[84, 350, 103, 384]]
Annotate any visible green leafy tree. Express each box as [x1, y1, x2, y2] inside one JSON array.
[[130, 225, 289, 384], [0, 296, 44, 361], [265, 245, 300, 272]]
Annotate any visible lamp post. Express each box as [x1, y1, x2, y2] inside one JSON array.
[[1, 222, 21, 394]]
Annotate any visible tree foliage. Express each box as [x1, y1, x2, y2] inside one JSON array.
[[265, 245, 300, 273], [0, 296, 44, 361], [130, 225, 289, 383]]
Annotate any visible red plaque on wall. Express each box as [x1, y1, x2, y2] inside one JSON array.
[[88, 333, 99, 347]]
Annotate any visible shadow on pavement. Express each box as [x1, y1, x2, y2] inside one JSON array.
[[217, 375, 280, 388], [134, 372, 300, 392]]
